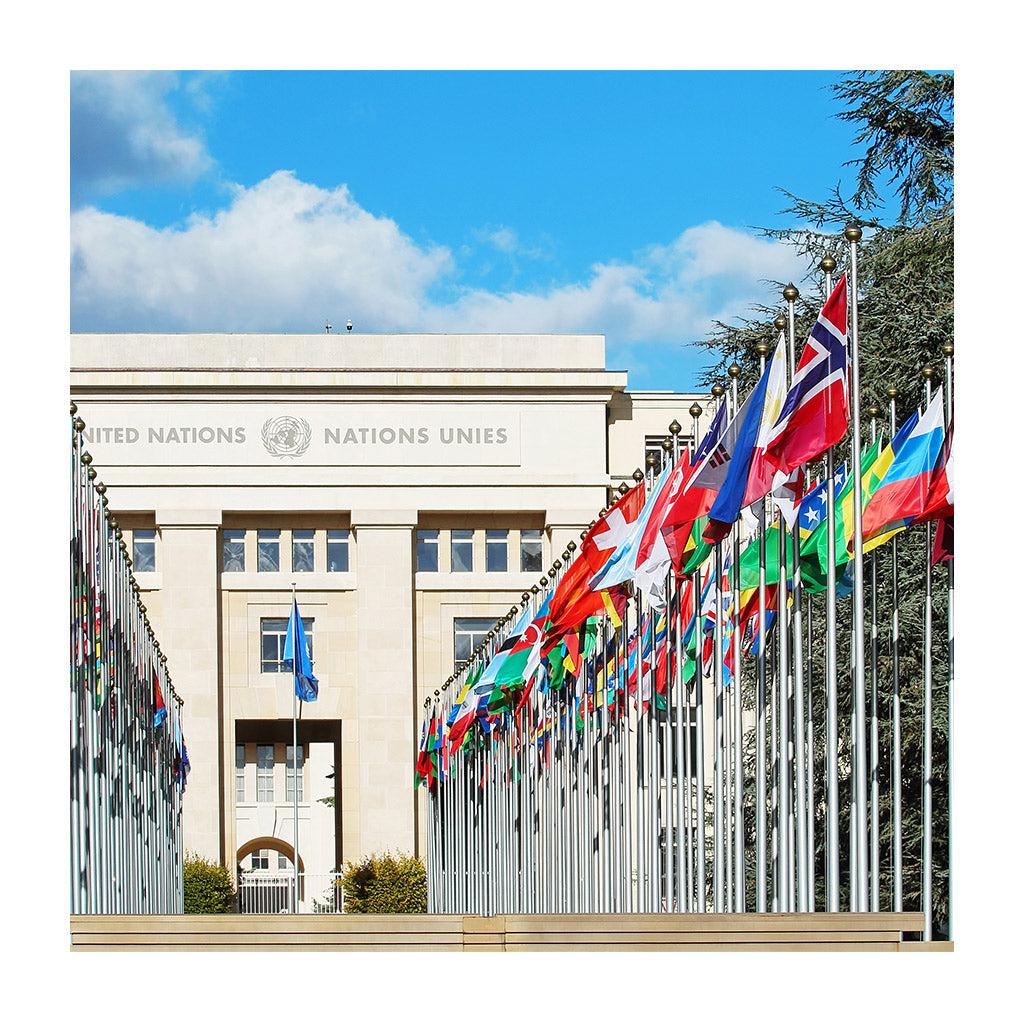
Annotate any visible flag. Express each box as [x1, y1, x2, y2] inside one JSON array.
[[588, 466, 672, 592], [153, 669, 167, 728], [283, 595, 319, 702], [860, 388, 946, 549], [765, 274, 849, 475], [702, 352, 778, 543], [546, 483, 645, 638], [742, 337, 790, 506], [633, 453, 694, 607]]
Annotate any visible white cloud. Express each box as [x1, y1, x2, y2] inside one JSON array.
[[71, 171, 806, 349], [71, 72, 211, 197]]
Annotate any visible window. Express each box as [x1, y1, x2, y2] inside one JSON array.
[[261, 618, 313, 673], [454, 617, 498, 670], [132, 529, 156, 572], [416, 529, 439, 572], [251, 850, 270, 871], [451, 529, 474, 572], [485, 530, 508, 572], [257, 529, 280, 572], [327, 529, 350, 572], [645, 435, 669, 475], [235, 744, 246, 803], [292, 529, 314, 573], [278, 853, 289, 870], [520, 529, 543, 572], [256, 745, 274, 803], [286, 744, 304, 802], [222, 529, 245, 572]]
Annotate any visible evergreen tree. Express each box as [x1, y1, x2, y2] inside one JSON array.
[[694, 71, 953, 935]]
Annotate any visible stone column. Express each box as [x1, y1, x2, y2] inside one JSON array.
[[351, 510, 417, 857], [155, 509, 223, 861]]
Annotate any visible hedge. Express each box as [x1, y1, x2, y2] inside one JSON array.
[[340, 852, 426, 914], [183, 852, 237, 913]]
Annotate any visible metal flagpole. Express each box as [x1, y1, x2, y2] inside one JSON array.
[[727, 363, 745, 911], [784, 283, 810, 911], [868, 405, 882, 912], [845, 224, 869, 911], [690, 399, 708, 912], [942, 339, 954, 940], [820, 255, 842, 912], [291, 581, 300, 914], [753, 341, 769, 913], [921, 366, 936, 941]]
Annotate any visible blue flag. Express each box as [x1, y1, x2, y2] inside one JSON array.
[[703, 362, 774, 543], [283, 595, 319, 702]]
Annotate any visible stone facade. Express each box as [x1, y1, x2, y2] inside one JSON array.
[[71, 333, 705, 872]]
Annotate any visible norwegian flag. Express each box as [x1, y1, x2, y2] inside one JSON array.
[[765, 274, 850, 476]]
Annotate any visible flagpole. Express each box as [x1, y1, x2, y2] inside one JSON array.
[[921, 366, 936, 941], [690, 400, 708, 911], [885, 386, 903, 914], [942, 339, 954, 940], [727, 362, 745, 911], [845, 224, 870, 911], [867, 405, 882, 912], [754, 341, 769, 912], [784, 282, 810, 911], [291, 580, 299, 914], [818, 254, 841, 912]]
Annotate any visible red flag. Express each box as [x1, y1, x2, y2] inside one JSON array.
[[765, 275, 850, 475], [546, 484, 645, 639]]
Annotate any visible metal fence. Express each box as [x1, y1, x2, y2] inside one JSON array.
[[237, 872, 345, 913], [70, 403, 189, 913]]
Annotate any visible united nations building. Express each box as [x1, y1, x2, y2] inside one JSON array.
[[71, 332, 704, 894]]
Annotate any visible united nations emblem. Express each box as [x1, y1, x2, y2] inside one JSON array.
[[261, 415, 312, 458]]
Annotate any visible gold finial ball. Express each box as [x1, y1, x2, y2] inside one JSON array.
[[819, 255, 837, 273], [773, 314, 787, 331], [668, 419, 682, 436], [160, 653, 167, 664], [783, 283, 800, 302], [633, 468, 645, 482], [74, 417, 86, 433], [941, 341, 954, 357], [100, 495, 108, 507], [646, 452, 657, 468], [844, 224, 863, 242], [711, 383, 725, 398], [661, 437, 672, 452], [521, 591, 530, 602], [552, 558, 562, 570], [755, 341, 769, 356], [530, 584, 540, 594], [727, 363, 741, 379], [618, 482, 629, 495], [886, 386, 898, 399], [95, 482, 106, 495], [580, 529, 589, 540], [139, 604, 146, 614], [922, 366, 936, 381], [867, 404, 881, 419], [70, 401, 78, 415], [539, 575, 548, 587], [567, 540, 577, 552], [87, 467, 97, 481], [688, 402, 702, 418], [81, 451, 93, 465]]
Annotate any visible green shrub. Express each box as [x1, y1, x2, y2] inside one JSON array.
[[183, 852, 236, 914], [340, 852, 426, 914]]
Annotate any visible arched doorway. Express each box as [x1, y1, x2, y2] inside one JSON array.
[[236, 837, 305, 912]]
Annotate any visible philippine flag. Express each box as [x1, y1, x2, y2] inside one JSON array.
[[765, 275, 850, 476]]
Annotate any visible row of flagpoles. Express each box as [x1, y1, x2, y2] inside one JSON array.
[[70, 403, 190, 914], [417, 227, 953, 937]]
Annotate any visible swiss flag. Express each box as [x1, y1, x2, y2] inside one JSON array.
[[546, 483, 645, 640]]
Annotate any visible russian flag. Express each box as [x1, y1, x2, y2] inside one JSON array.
[[860, 388, 947, 546]]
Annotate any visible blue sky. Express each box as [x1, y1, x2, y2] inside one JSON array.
[[71, 70, 876, 390]]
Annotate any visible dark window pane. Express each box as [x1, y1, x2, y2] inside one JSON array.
[[257, 530, 280, 572], [417, 529, 439, 572], [451, 530, 473, 572], [292, 530, 314, 572], [327, 529, 350, 572], [521, 529, 543, 572], [132, 529, 156, 572], [485, 530, 508, 572], [223, 529, 245, 572]]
